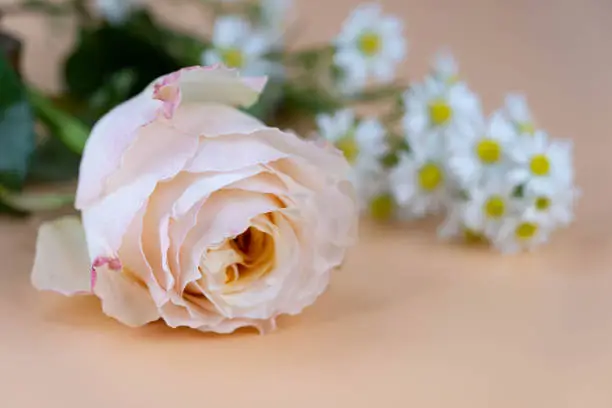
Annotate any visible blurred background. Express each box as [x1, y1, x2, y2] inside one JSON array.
[[2, 0, 612, 406]]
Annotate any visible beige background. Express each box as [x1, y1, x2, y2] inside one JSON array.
[[2, 0, 612, 406]]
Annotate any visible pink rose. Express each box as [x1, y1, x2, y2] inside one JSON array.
[[31, 66, 358, 334]]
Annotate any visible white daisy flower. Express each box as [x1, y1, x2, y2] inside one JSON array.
[[95, 0, 142, 25], [259, 0, 293, 45], [317, 110, 392, 217], [402, 76, 481, 139], [202, 16, 273, 76], [438, 202, 489, 244], [462, 177, 518, 238], [350, 158, 394, 218], [316, 109, 388, 165], [334, 3, 407, 92], [389, 133, 451, 219], [508, 131, 574, 194], [521, 186, 578, 229], [504, 93, 536, 136], [431, 51, 459, 85], [447, 111, 517, 188], [491, 214, 551, 254]]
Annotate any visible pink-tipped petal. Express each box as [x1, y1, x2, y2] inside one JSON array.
[[150, 65, 267, 111]]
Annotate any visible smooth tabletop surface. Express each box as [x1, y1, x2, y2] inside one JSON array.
[[2, 0, 612, 406]]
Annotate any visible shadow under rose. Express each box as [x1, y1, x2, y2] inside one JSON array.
[[37, 293, 118, 329]]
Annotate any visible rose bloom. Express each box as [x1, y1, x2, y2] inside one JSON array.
[[31, 66, 358, 334]]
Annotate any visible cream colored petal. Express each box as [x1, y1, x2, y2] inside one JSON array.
[[76, 93, 162, 209], [171, 104, 266, 138], [150, 65, 267, 111], [31, 216, 91, 296], [171, 166, 266, 217], [81, 123, 199, 261], [94, 266, 160, 327], [118, 206, 169, 307], [225, 172, 296, 207], [81, 176, 157, 260], [185, 129, 349, 177], [255, 130, 350, 180], [184, 133, 290, 173], [105, 121, 199, 197]]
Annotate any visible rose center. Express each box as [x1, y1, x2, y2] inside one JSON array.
[[226, 225, 275, 285], [221, 48, 245, 68], [476, 139, 502, 164], [530, 154, 550, 176], [418, 163, 443, 191], [428, 99, 452, 125], [358, 32, 382, 56]]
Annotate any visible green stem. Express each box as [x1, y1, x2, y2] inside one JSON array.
[[0, 186, 74, 212], [346, 83, 406, 104], [0, 0, 75, 19], [275, 45, 335, 65], [27, 88, 89, 155]]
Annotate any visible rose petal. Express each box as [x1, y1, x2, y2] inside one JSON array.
[[105, 121, 200, 197], [94, 265, 160, 327], [31, 216, 91, 296], [81, 122, 199, 260], [118, 206, 169, 307], [151, 65, 268, 116], [76, 93, 162, 209], [171, 103, 266, 138]]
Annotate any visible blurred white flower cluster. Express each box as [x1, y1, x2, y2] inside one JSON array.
[[91, 0, 578, 253], [94, 0, 145, 24], [316, 8, 578, 253], [202, 0, 291, 76]]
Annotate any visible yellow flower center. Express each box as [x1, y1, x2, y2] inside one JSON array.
[[484, 195, 505, 218], [428, 99, 452, 126], [358, 32, 382, 56], [335, 135, 359, 164], [476, 139, 502, 164], [418, 163, 443, 191], [221, 48, 245, 68], [529, 154, 550, 176], [463, 227, 487, 244], [535, 196, 550, 211], [515, 222, 538, 240], [369, 194, 395, 221], [517, 122, 535, 136]]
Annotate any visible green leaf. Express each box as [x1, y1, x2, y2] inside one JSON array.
[[244, 79, 285, 122], [28, 88, 89, 154], [28, 137, 81, 183], [0, 54, 35, 191], [280, 82, 342, 117], [0, 185, 74, 212], [63, 11, 183, 104], [513, 184, 525, 198]]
